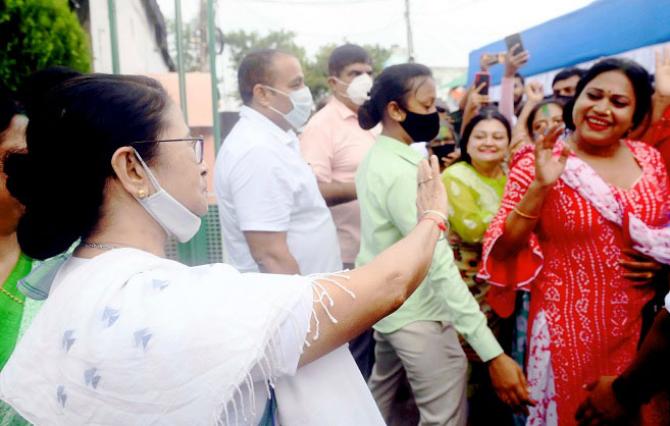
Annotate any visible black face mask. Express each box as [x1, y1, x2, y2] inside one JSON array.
[[431, 142, 456, 160], [399, 109, 440, 142]]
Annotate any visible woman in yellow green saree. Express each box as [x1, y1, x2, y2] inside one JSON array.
[[442, 107, 514, 425]]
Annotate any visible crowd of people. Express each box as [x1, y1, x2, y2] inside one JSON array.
[[0, 38, 668, 426]]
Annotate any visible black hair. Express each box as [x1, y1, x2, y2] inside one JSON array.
[[4, 73, 170, 260], [358, 63, 433, 130], [551, 67, 586, 88], [526, 97, 567, 138], [19, 66, 82, 118], [562, 57, 652, 132], [328, 44, 371, 77], [459, 107, 511, 164], [514, 72, 525, 86], [238, 49, 285, 105]]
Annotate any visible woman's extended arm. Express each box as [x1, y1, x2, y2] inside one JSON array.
[[300, 156, 447, 365]]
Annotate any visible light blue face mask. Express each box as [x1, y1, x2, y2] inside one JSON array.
[[132, 149, 202, 243], [263, 85, 314, 130]]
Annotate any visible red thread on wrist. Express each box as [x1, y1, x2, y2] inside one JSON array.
[[422, 215, 447, 232]]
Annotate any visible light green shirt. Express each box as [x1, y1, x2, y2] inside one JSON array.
[[355, 135, 503, 362]]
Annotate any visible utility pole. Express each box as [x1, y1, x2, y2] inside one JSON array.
[[404, 0, 414, 62], [199, 0, 209, 71]]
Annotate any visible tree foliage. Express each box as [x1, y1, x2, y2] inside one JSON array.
[[0, 0, 91, 92], [224, 30, 391, 101]]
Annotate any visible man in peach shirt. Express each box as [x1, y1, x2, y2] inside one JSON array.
[[300, 44, 377, 378]]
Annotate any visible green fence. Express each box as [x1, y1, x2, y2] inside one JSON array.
[[166, 205, 225, 265]]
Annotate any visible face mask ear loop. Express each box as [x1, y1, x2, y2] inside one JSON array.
[[332, 77, 352, 100], [262, 85, 289, 99], [262, 85, 294, 119], [132, 148, 163, 195]]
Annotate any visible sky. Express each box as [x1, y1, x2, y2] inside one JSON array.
[[157, 0, 594, 68]]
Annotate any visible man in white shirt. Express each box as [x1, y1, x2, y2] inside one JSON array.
[[215, 49, 341, 275]]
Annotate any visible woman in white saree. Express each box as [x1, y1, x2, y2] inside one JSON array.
[[0, 73, 453, 426]]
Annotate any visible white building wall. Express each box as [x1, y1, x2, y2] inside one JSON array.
[[89, 0, 169, 74]]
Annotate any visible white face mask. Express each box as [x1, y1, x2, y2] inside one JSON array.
[[264, 85, 314, 129], [336, 73, 373, 106], [132, 149, 202, 243]]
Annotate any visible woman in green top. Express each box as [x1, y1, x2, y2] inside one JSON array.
[[0, 88, 37, 425], [356, 64, 531, 425], [442, 108, 514, 425]]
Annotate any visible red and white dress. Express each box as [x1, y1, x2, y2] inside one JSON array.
[[479, 140, 670, 425]]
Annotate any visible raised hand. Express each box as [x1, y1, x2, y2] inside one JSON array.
[[416, 155, 448, 220], [655, 46, 670, 97], [534, 123, 569, 187], [525, 81, 545, 104], [504, 44, 530, 78]]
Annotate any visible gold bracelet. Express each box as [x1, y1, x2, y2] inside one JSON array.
[[513, 207, 540, 220]]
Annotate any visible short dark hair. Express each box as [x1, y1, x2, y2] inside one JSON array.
[[358, 63, 432, 130], [526, 97, 567, 138], [328, 44, 371, 77], [562, 58, 652, 132], [552, 67, 586, 88], [459, 107, 511, 164], [238, 49, 284, 105], [5, 73, 169, 260]]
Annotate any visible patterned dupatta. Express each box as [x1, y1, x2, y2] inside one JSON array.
[[560, 154, 670, 264]]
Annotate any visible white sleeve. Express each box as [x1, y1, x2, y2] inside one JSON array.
[[665, 291, 670, 314]]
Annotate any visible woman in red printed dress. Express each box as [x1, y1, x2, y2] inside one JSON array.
[[479, 58, 670, 426]]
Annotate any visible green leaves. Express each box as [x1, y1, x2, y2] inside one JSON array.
[[0, 0, 91, 92], [223, 30, 391, 102]]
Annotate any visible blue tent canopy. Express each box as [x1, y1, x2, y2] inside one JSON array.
[[467, 0, 670, 86]]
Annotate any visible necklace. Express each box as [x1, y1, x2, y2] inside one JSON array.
[[80, 242, 128, 251], [0, 285, 23, 305]]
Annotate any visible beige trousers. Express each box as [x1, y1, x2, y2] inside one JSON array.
[[368, 321, 468, 426]]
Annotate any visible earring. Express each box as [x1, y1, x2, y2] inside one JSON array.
[[138, 189, 147, 199]]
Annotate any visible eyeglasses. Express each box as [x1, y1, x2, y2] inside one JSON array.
[[131, 137, 204, 164]]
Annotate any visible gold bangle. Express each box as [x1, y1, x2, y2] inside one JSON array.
[[513, 207, 539, 220]]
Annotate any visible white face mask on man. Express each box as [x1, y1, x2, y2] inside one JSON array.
[[132, 149, 202, 243], [335, 73, 373, 106], [263, 85, 314, 130]]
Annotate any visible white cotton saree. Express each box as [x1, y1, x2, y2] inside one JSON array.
[[0, 249, 384, 425]]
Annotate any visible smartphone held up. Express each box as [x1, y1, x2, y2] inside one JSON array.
[[474, 72, 491, 95]]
